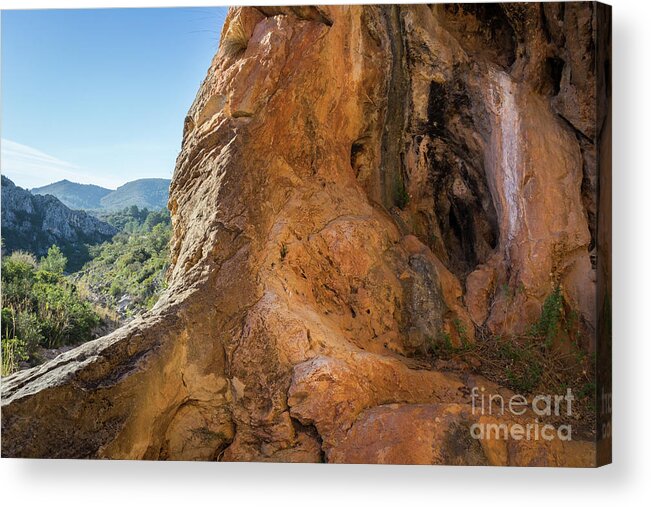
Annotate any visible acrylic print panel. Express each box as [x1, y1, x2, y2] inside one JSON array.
[[0, 3, 612, 466]]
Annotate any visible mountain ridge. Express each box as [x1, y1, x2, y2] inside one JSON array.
[[32, 177, 170, 211], [1, 175, 117, 270], [30, 179, 112, 209], [99, 178, 170, 211]]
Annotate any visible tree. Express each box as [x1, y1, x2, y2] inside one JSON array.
[[77, 208, 171, 314], [39, 245, 67, 274], [1, 246, 100, 374]]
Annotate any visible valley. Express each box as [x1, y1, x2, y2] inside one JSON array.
[[1, 176, 171, 375]]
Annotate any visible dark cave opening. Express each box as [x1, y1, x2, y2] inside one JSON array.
[[543, 56, 565, 96], [427, 81, 447, 137], [440, 3, 517, 69], [350, 140, 365, 177], [428, 144, 500, 279], [420, 73, 500, 279], [448, 201, 478, 269]]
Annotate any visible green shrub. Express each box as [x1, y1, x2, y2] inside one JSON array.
[[2, 252, 37, 302], [77, 208, 171, 314], [109, 280, 125, 298], [523, 283, 589, 375], [497, 338, 543, 393], [1, 248, 100, 372], [393, 177, 410, 210], [39, 245, 67, 274], [14, 311, 43, 357], [2, 338, 22, 376], [453, 318, 469, 347], [33, 279, 99, 348], [425, 331, 453, 357], [529, 285, 564, 347]]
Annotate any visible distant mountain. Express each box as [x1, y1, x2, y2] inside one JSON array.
[[99, 178, 170, 211], [31, 179, 112, 209], [31, 178, 171, 211], [1, 176, 117, 270]]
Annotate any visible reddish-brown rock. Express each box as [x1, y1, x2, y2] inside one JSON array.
[[328, 403, 595, 466]]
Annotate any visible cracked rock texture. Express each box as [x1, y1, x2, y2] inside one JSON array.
[[2, 4, 609, 465]]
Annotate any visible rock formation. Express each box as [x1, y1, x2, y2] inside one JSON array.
[[1, 4, 610, 465], [1, 176, 116, 269]]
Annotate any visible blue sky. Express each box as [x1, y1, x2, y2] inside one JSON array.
[[1, 7, 228, 189]]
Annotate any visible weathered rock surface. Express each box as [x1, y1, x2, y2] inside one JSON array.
[[2, 4, 608, 465], [328, 403, 594, 467]]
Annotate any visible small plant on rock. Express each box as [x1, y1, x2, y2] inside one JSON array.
[[393, 177, 410, 210], [529, 284, 564, 347], [221, 17, 249, 58]]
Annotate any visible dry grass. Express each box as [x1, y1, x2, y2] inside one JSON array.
[[422, 286, 598, 439], [424, 327, 597, 440], [221, 16, 249, 58]]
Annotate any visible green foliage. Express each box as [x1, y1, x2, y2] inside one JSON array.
[[496, 337, 543, 393], [109, 280, 125, 298], [1, 248, 99, 374], [577, 381, 596, 401], [32, 278, 99, 348], [453, 318, 468, 347], [529, 284, 564, 347], [393, 176, 410, 210], [94, 205, 168, 233], [1, 252, 37, 302], [1, 308, 43, 375], [280, 242, 288, 261], [425, 331, 453, 357], [425, 322, 475, 359], [1, 207, 171, 375], [78, 208, 171, 314], [40, 245, 67, 274], [1, 336, 27, 376]]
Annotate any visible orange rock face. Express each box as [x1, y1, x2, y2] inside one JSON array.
[[1, 5, 609, 466]]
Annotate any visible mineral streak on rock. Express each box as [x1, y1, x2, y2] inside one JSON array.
[[1, 4, 610, 466], [487, 69, 522, 244]]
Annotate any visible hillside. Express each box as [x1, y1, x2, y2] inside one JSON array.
[[32, 178, 171, 211], [99, 178, 170, 210], [1, 206, 172, 376], [31, 180, 112, 209], [1, 176, 116, 270], [76, 207, 171, 318]]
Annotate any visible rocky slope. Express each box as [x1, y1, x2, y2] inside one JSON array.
[[1, 4, 610, 465], [1, 176, 116, 269]]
